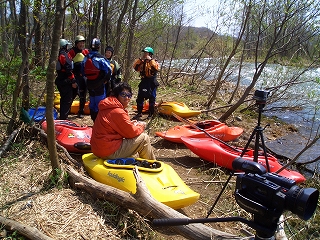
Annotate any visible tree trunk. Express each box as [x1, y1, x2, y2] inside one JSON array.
[[45, 0, 66, 174], [7, 0, 29, 134], [67, 165, 240, 240], [33, 0, 43, 67], [123, 0, 139, 82], [0, 4, 9, 60]]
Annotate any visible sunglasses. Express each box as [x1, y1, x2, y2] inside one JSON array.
[[119, 92, 132, 98]]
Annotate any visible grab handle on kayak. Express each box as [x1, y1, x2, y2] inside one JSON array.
[[172, 113, 241, 152]]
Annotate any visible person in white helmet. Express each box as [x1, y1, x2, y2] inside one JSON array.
[[68, 35, 89, 118]]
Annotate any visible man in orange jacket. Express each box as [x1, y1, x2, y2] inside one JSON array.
[[90, 82, 155, 160], [132, 47, 159, 120]]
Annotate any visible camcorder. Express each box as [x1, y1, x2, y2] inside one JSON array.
[[233, 158, 319, 239], [253, 89, 270, 105], [153, 158, 319, 240]]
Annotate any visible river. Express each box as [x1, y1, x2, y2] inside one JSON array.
[[164, 59, 320, 174]]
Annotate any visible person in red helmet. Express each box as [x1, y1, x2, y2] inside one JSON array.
[[55, 39, 77, 120], [68, 35, 89, 118], [132, 46, 159, 120]]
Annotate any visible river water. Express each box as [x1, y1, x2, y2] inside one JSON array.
[[164, 59, 320, 174]]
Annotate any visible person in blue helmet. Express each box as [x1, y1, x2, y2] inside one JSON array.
[[81, 38, 112, 122], [132, 46, 159, 120]]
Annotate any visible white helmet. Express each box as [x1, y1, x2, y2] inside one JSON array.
[[75, 35, 85, 43]]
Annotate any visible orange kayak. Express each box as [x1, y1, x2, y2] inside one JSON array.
[[181, 136, 306, 183], [55, 101, 90, 115], [41, 120, 92, 153], [132, 102, 158, 113], [156, 120, 243, 143]]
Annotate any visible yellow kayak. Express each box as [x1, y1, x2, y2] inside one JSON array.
[[55, 101, 90, 115], [44, 91, 61, 105], [158, 102, 201, 118], [82, 153, 200, 209]]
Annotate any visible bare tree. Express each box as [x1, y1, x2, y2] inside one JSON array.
[[45, 0, 68, 175], [219, 0, 320, 122], [7, 0, 30, 134]]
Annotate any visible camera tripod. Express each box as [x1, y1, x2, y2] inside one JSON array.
[[240, 101, 271, 171], [206, 100, 271, 218]]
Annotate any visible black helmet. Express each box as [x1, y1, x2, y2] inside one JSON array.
[[105, 46, 114, 58], [105, 46, 114, 53], [90, 38, 101, 50]]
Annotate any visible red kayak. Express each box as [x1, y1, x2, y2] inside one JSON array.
[[155, 120, 243, 143], [41, 120, 92, 153], [181, 136, 306, 183]]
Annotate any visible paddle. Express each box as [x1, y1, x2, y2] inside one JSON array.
[[171, 112, 242, 152], [200, 104, 233, 113]]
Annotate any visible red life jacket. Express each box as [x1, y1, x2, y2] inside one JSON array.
[[84, 54, 100, 80]]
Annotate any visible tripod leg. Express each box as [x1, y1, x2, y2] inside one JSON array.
[[240, 129, 257, 158], [259, 130, 271, 172], [206, 172, 233, 218]]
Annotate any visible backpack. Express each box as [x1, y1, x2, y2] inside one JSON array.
[[84, 54, 100, 80]]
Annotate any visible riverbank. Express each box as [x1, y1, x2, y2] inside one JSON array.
[[0, 77, 319, 239]]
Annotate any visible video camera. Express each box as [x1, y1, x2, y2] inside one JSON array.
[[233, 158, 319, 239], [153, 158, 319, 240]]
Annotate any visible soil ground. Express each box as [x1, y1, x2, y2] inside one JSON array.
[[0, 82, 310, 240]]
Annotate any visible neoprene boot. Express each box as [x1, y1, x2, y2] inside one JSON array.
[[90, 110, 98, 122], [77, 96, 85, 118], [132, 105, 143, 120]]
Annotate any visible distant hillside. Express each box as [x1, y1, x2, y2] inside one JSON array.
[[169, 25, 215, 38], [182, 26, 216, 38]]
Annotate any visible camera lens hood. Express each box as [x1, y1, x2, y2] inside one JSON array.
[[287, 187, 319, 221]]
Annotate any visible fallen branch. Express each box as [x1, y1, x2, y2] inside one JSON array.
[[34, 125, 81, 167], [0, 215, 54, 240], [0, 127, 21, 158], [66, 165, 240, 240]]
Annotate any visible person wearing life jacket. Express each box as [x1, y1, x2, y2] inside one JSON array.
[[104, 46, 122, 96], [132, 46, 159, 120], [55, 39, 77, 120], [68, 35, 89, 118], [81, 38, 112, 122]]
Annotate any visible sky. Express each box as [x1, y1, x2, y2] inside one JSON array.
[[184, 0, 220, 28], [183, 0, 239, 35]]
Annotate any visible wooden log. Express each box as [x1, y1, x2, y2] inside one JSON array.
[[0, 127, 20, 158], [0, 215, 54, 240], [66, 165, 241, 240]]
